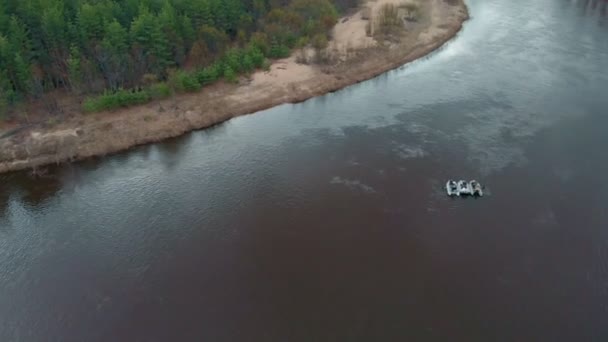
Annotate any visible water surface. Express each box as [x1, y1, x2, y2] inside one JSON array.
[[1, 0, 608, 340]]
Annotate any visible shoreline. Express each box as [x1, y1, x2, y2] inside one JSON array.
[[0, 0, 468, 175]]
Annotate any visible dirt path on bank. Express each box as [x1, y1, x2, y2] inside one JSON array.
[[0, 0, 468, 174]]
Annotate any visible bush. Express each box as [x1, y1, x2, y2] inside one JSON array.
[[208, 62, 224, 79], [250, 32, 270, 56], [180, 73, 202, 92], [295, 36, 310, 48], [148, 82, 172, 99], [377, 4, 401, 33], [269, 43, 290, 58], [312, 33, 328, 49], [285, 33, 298, 48], [242, 55, 254, 73], [83, 88, 151, 112], [196, 68, 217, 86], [247, 46, 265, 67], [224, 65, 237, 83], [169, 71, 201, 92], [223, 49, 242, 73]]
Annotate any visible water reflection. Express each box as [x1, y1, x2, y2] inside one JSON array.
[[572, 0, 608, 18], [0, 188, 8, 220], [1, 170, 62, 210], [154, 136, 190, 171]]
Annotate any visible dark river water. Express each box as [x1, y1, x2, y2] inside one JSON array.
[[2, 0, 608, 340]]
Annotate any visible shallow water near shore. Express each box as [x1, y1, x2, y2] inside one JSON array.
[[1, 0, 608, 340]]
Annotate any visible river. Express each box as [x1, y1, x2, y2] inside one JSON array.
[[1, 0, 608, 340]]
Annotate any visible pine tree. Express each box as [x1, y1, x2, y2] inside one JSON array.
[[199, 25, 228, 56], [77, 3, 105, 42], [211, 0, 226, 30], [194, 0, 214, 28], [41, 3, 66, 50], [7, 16, 31, 58], [149, 14, 172, 75], [252, 0, 267, 21], [130, 6, 152, 47], [102, 20, 128, 55], [12, 52, 31, 95], [120, 0, 141, 26], [41, 3, 69, 87], [219, 0, 243, 33], [67, 45, 82, 92], [159, 1, 184, 65], [0, 1, 8, 33], [0, 90, 8, 119], [0, 34, 9, 70], [102, 20, 129, 88], [131, 8, 172, 77], [0, 35, 12, 114], [179, 15, 195, 48], [16, 0, 46, 63]]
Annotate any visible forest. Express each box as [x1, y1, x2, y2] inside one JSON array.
[[0, 0, 359, 118]]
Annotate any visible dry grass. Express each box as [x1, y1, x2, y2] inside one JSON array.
[[378, 4, 401, 33], [399, 2, 421, 21], [373, 1, 421, 36]]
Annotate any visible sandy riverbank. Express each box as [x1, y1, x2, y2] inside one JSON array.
[[0, 0, 468, 174]]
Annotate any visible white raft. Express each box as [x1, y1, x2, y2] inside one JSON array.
[[446, 179, 484, 197], [446, 180, 459, 196]]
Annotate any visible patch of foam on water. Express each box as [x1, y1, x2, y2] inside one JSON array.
[[406, 122, 427, 135], [391, 142, 427, 160], [397, 146, 426, 160], [330, 176, 376, 194], [467, 143, 527, 176], [457, 109, 573, 175], [346, 158, 360, 167]]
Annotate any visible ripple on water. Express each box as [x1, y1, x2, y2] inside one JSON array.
[[329, 176, 377, 194]]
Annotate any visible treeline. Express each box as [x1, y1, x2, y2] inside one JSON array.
[[0, 0, 358, 117]]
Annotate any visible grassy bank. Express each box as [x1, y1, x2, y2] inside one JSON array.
[[82, 45, 268, 113]]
